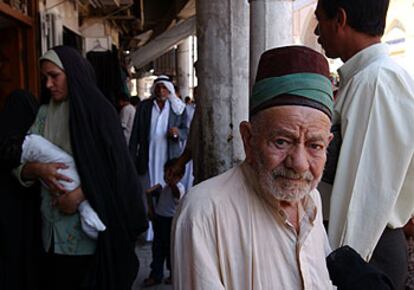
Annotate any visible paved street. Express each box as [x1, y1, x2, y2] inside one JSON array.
[[132, 240, 173, 290]]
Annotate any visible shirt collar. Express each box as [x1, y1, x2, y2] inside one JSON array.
[[338, 43, 389, 87], [152, 98, 169, 113]]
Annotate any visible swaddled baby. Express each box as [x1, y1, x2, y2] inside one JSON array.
[[21, 134, 105, 239]]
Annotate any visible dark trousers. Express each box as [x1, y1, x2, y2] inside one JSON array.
[[369, 227, 408, 290], [41, 252, 93, 290], [150, 214, 173, 280]]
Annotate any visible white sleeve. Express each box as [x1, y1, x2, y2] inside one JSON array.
[[78, 200, 106, 239], [13, 164, 35, 187], [176, 182, 186, 199], [172, 203, 225, 290]]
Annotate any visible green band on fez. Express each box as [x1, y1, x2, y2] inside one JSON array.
[[251, 73, 334, 114]]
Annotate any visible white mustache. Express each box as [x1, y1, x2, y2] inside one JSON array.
[[271, 167, 314, 182]]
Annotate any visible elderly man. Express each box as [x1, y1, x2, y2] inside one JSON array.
[[315, 0, 414, 288], [172, 46, 334, 290]]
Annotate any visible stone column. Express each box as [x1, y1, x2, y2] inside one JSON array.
[[194, 0, 249, 182], [137, 77, 147, 99], [176, 37, 191, 99], [249, 0, 294, 87]]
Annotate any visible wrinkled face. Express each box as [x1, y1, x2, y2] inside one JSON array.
[[154, 83, 170, 101], [241, 106, 332, 202], [314, 1, 340, 59], [41, 60, 68, 102]]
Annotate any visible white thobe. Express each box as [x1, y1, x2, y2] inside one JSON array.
[[119, 103, 136, 145], [329, 43, 414, 260], [173, 162, 333, 290], [148, 100, 170, 187]]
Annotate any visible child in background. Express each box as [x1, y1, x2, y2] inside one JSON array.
[[144, 158, 185, 287]]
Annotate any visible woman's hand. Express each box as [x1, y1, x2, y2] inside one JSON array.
[[22, 162, 72, 194], [55, 187, 85, 214]]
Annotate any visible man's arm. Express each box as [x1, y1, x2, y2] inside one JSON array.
[[172, 208, 225, 290], [166, 107, 197, 184], [177, 107, 188, 141], [165, 146, 191, 184], [145, 184, 161, 220]]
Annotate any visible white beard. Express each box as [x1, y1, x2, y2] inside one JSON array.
[[254, 153, 317, 202]]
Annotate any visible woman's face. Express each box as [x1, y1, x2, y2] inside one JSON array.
[[41, 60, 68, 102]]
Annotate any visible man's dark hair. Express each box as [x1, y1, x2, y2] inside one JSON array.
[[320, 0, 389, 36]]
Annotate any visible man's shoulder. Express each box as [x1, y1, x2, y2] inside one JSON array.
[[178, 165, 246, 217], [125, 104, 136, 112], [359, 56, 414, 100], [136, 99, 153, 117], [358, 53, 408, 80], [141, 98, 153, 106], [121, 104, 135, 115], [342, 54, 413, 98]]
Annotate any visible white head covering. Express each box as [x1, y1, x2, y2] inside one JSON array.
[[39, 49, 65, 71], [151, 75, 185, 115], [39, 49, 72, 154]]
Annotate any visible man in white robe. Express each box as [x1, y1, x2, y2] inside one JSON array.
[[315, 0, 414, 288], [172, 46, 335, 290], [118, 93, 136, 145], [128, 75, 187, 286]]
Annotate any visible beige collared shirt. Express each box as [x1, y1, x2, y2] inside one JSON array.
[[172, 162, 333, 290]]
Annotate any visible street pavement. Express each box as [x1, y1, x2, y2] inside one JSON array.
[[131, 240, 173, 290]]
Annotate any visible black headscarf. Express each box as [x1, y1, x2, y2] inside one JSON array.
[[0, 90, 39, 169], [0, 90, 41, 290], [48, 46, 148, 290]]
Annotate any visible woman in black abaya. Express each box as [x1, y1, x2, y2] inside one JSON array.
[[0, 90, 41, 290], [19, 46, 148, 290]]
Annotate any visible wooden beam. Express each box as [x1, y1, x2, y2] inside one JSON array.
[[0, 2, 34, 26], [107, 15, 135, 20]]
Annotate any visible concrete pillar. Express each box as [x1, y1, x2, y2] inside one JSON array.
[[249, 0, 294, 87], [176, 37, 191, 99], [138, 77, 147, 99], [194, 0, 249, 182]]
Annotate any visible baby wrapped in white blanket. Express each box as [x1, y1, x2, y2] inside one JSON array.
[[21, 134, 106, 239]]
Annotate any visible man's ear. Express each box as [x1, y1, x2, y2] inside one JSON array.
[[240, 121, 254, 163], [336, 7, 347, 30], [328, 132, 334, 145]]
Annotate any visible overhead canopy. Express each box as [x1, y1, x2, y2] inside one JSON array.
[[131, 15, 195, 69]]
